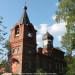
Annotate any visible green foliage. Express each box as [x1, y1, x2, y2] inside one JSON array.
[[0, 16, 9, 60], [36, 69, 47, 75], [0, 60, 7, 67], [66, 56, 75, 75], [5, 40, 11, 60], [0, 60, 11, 73], [5, 40, 11, 51], [56, 0, 75, 75], [56, 0, 75, 24], [56, 0, 75, 52], [61, 33, 75, 54], [0, 16, 11, 72], [56, 0, 75, 55], [0, 16, 11, 73]]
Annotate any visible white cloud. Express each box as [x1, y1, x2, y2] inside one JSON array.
[[48, 22, 66, 36], [52, 15, 56, 21], [39, 24, 48, 34], [37, 34, 42, 44], [58, 36, 62, 41], [36, 22, 66, 47]]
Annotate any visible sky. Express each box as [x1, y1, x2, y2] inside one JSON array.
[[0, 0, 66, 51]]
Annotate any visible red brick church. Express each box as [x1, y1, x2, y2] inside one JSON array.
[[9, 5, 66, 75]]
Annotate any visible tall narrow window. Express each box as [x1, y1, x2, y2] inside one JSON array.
[[15, 25, 19, 36]]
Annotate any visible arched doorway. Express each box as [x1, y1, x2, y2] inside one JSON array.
[[11, 58, 19, 73]]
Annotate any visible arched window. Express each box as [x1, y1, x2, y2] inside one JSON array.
[[15, 25, 19, 36]]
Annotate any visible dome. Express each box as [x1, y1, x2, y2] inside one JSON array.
[[43, 32, 54, 40]]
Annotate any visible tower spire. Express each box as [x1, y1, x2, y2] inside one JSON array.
[[20, 0, 30, 25]]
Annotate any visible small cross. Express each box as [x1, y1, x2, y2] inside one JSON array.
[[24, 0, 29, 10], [25, 0, 29, 7]]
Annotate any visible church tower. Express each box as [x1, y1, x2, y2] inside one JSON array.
[[43, 32, 53, 48], [10, 5, 37, 74], [42, 32, 54, 55]]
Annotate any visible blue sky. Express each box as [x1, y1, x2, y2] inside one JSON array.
[[0, 0, 66, 50], [0, 0, 57, 27]]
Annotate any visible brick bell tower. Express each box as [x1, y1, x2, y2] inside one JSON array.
[[10, 5, 37, 74]]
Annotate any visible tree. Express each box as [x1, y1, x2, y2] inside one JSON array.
[[61, 32, 75, 55], [56, 0, 75, 55], [65, 56, 75, 75], [56, 0, 75, 75], [4, 40, 11, 72], [56, 0, 75, 24], [0, 17, 11, 73], [5, 40, 11, 61], [0, 40, 11, 73], [0, 16, 7, 60]]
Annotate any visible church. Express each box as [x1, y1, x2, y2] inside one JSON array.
[[9, 4, 66, 75]]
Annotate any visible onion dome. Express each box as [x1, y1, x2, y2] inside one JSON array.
[[43, 32, 54, 40]]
